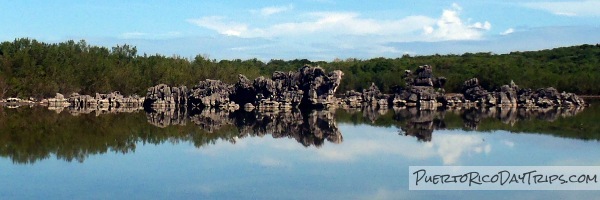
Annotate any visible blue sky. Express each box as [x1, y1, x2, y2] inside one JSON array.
[[2, 0, 600, 61]]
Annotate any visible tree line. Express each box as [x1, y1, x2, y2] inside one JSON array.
[[1, 38, 599, 99]]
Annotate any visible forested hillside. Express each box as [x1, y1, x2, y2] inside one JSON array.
[[1, 38, 598, 98]]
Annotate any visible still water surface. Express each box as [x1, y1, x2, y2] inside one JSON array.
[[1, 102, 599, 199]]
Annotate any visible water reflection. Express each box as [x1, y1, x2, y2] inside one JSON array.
[[461, 106, 586, 129], [0, 103, 595, 164], [146, 107, 342, 147]]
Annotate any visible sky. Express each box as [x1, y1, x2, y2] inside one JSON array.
[[2, 0, 600, 61]]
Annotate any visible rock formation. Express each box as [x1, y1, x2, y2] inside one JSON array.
[[144, 84, 188, 108], [460, 78, 585, 108], [339, 90, 363, 108], [42, 91, 144, 110], [298, 66, 344, 108], [188, 79, 238, 110], [390, 65, 446, 109], [362, 83, 389, 107], [134, 64, 586, 111], [143, 65, 343, 111]]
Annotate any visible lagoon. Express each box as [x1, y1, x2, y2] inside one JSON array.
[[1, 102, 599, 199]]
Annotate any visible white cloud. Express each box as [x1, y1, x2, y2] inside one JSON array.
[[189, 12, 434, 39], [524, 0, 600, 16], [253, 4, 294, 16], [187, 3, 489, 42], [180, 3, 495, 59], [500, 28, 515, 35], [423, 4, 491, 40], [470, 22, 492, 30]]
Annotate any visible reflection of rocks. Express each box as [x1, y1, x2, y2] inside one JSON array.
[[236, 109, 342, 147], [145, 108, 342, 147], [306, 110, 343, 145], [395, 108, 446, 142], [236, 111, 303, 139], [362, 106, 389, 123], [189, 109, 235, 133], [461, 106, 586, 130], [146, 107, 188, 128], [67, 106, 143, 116]]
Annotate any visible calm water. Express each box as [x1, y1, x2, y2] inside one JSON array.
[[1, 102, 599, 199]]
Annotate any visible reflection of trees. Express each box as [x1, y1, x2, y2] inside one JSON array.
[[0, 107, 240, 164]]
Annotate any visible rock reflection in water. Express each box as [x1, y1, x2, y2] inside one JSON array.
[[335, 105, 587, 142], [47, 104, 144, 116], [393, 108, 447, 142], [461, 106, 586, 130], [146, 107, 342, 147], [0, 102, 593, 164]]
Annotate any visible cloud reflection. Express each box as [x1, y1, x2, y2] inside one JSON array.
[[254, 125, 495, 165]]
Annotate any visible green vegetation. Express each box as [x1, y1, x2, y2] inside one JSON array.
[[1, 38, 599, 99]]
